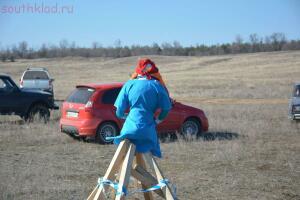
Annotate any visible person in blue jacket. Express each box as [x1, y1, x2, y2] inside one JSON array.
[[112, 58, 171, 158]]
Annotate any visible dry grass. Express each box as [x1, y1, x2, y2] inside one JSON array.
[[0, 51, 300, 199]]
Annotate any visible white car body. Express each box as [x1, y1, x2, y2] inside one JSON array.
[[289, 83, 300, 120], [20, 68, 54, 94]]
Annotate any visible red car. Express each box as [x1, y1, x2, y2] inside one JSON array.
[[59, 82, 209, 144]]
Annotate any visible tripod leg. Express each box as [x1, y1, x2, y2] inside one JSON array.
[[87, 139, 129, 200], [136, 153, 154, 200], [143, 152, 155, 173], [151, 155, 176, 200], [115, 143, 136, 200], [86, 185, 99, 200]]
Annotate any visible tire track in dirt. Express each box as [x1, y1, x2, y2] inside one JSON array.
[[176, 98, 288, 105]]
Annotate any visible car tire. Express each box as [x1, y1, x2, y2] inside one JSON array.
[[180, 118, 202, 139], [95, 122, 118, 144], [25, 104, 50, 123]]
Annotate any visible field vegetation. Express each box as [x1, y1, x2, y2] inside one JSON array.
[[0, 50, 300, 199]]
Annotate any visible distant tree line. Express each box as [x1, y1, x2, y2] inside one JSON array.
[[1, 32, 300, 62]]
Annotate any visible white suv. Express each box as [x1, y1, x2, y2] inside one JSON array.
[[289, 83, 300, 120], [20, 68, 54, 94]]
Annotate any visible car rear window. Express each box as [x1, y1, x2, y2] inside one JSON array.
[[23, 71, 49, 80], [102, 88, 121, 104], [66, 87, 95, 104]]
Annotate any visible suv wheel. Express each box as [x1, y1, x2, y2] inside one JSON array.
[[26, 104, 50, 123], [180, 118, 202, 139], [96, 122, 118, 144]]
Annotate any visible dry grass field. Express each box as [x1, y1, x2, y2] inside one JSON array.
[[0, 51, 300, 199]]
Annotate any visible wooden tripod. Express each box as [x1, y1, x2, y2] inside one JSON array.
[[87, 139, 176, 200]]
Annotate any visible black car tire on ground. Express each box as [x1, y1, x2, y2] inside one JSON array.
[[95, 122, 118, 144], [180, 118, 202, 139], [25, 104, 50, 123]]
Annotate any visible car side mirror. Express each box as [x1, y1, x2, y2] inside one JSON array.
[[14, 86, 19, 92], [50, 78, 55, 82]]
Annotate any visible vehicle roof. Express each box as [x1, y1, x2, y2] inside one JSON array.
[[76, 82, 124, 90], [294, 82, 300, 86], [26, 67, 48, 71], [0, 73, 11, 78]]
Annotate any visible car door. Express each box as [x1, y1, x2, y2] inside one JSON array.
[[0, 78, 21, 114], [157, 100, 183, 132]]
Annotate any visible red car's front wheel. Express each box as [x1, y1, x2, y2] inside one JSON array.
[[180, 118, 202, 138]]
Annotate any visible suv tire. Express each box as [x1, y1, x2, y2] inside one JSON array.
[[26, 104, 50, 123]]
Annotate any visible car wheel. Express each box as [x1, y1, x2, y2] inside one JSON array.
[[180, 118, 202, 139], [95, 122, 118, 144], [26, 104, 50, 123]]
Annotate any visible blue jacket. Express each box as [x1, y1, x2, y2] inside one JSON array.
[[113, 78, 171, 157]]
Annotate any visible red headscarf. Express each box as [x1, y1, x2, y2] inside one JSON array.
[[131, 58, 167, 89], [135, 58, 158, 78]]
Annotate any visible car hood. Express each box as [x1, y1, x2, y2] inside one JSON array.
[[174, 101, 204, 113], [291, 97, 300, 105], [20, 88, 52, 96]]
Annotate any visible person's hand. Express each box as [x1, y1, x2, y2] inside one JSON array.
[[155, 119, 162, 124], [171, 98, 176, 104], [122, 113, 128, 119]]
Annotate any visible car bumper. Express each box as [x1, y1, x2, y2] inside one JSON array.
[[291, 113, 300, 120], [61, 125, 80, 137], [60, 118, 99, 136], [52, 102, 59, 110], [201, 117, 209, 131]]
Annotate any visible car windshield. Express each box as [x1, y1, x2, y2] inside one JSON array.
[[0, 78, 15, 92], [23, 71, 49, 80], [0, 79, 6, 89], [66, 87, 95, 104], [293, 85, 300, 97]]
